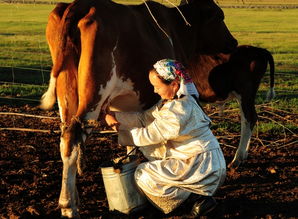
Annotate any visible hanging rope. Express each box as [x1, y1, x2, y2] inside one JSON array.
[[141, 0, 192, 46], [142, 0, 173, 46], [163, 0, 191, 26]]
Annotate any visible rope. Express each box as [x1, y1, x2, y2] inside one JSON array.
[[163, 0, 191, 26], [141, 0, 173, 46], [0, 112, 59, 120], [141, 0, 192, 46]]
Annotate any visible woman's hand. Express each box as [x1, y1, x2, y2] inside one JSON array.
[[105, 112, 120, 131]]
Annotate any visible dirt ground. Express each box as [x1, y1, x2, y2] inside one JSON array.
[[0, 103, 297, 219]]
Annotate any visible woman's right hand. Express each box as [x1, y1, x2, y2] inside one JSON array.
[[105, 112, 120, 131]]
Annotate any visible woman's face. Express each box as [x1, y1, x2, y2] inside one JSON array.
[[149, 70, 179, 100]]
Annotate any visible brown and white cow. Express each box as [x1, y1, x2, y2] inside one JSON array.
[[39, 0, 278, 217], [188, 45, 275, 167]]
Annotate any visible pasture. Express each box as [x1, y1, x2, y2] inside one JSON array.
[[0, 1, 297, 218]]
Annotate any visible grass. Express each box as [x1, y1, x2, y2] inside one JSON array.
[[0, 3, 52, 86], [0, 3, 297, 76], [222, 8, 298, 73], [218, 7, 298, 134], [217, 0, 298, 6], [0, 83, 47, 97], [0, 1, 297, 134], [3, 0, 298, 5]]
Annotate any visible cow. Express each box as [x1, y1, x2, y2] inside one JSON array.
[[188, 45, 275, 168], [40, 0, 242, 217]]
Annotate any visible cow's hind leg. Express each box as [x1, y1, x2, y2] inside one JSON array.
[[229, 92, 257, 168], [58, 120, 84, 218]]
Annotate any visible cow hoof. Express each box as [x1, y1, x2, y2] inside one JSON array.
[[229, 152, 248, 169], [61, 208, 80, 219], [228, 160, 241, 169]]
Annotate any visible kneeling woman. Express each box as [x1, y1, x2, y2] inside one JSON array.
[[105, 59, 226, 217]]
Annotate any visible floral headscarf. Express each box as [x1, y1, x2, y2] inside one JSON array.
[[153, 59, 199, 98]]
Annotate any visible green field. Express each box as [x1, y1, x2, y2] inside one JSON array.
[[0, 3, 53, 85], [2, 0, 298, 5], [223, 8, 298, 73], [0, 1, 297, 117]]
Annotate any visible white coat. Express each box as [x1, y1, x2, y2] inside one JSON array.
[[115, 95, 226, 213]]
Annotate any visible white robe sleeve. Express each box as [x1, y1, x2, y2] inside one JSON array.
[[115, 102, 158, 129], [115, 103, 159, 146], [118, 100, 190, 147]]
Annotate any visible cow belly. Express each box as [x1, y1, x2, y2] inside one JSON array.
[[109, 92, 143, 112]]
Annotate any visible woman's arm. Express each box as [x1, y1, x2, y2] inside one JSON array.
[[118, 107, 184, 146], [112, 102, 160, 130], [104, 106, 156, 131], [105, 112, 120, 131]]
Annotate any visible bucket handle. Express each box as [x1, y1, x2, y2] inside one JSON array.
[[113, 147, 138, 172]]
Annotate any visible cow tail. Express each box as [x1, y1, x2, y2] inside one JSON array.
[[265, 49, 276, 101], [39, 0, 81, 110], [39, 3, 67, 110], [40, 0, 95, 110], [39, 14, 66, 110], [39, 3, 71, 110], [77, 142, 86, 176], [40, 73, 57, 110]]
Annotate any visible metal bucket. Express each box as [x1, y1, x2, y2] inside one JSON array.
[[101, 155, 147, 214]]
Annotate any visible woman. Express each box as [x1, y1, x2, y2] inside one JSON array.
[[105, 59, 226, 217]]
